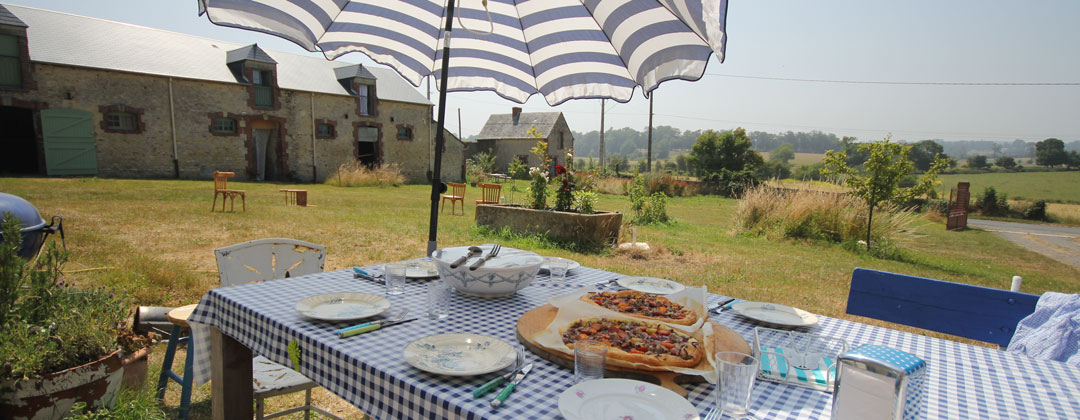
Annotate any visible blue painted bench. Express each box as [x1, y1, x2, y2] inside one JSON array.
[[846, 268, 1039, 347]]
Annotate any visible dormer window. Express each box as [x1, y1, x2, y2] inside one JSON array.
[[226, 44, 279, 110], [0, 35, 21, 88], [335, 64, 378, 118], [357, 84, 372, 116]]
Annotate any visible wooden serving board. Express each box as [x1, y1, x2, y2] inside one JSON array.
[[515, 304, 750, 396]]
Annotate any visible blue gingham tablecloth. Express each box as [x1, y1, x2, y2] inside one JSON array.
[[187, 265, 1080, 419]]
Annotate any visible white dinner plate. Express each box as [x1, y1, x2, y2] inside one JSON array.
[[731, 301, 819, 327], [295, 293, 390, 322], [539, 257, 581, 272], [402, 333, 516, 376], [616, 276, 685, 294], [559, 378, 700, 420], [405, 260, 440, 279]]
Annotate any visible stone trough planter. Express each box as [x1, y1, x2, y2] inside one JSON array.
[[476, 204, 622, 247]]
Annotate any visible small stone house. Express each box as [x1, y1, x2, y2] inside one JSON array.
[[0, 4, 464, 183], [473, 107, 574, 173]]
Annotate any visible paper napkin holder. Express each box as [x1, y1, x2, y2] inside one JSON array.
[[832, 344, 927, 420]]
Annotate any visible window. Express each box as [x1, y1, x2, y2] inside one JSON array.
[[252, 70, 273, 107], [357, 84, 373, 116], [105, 112, 138, 131], [212, 118, 237, 134], [396, 126, 413, 140], [559, 131, 565, 150], [317, 122, 335, 138], [0, 35, 21, 88]]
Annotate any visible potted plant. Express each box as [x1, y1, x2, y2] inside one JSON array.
[[0, 215, 148, 419]]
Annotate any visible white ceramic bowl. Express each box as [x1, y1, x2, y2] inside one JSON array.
[[431, 245, 543, 297]]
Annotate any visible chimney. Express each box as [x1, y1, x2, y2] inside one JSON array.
[[512, 107, 522, 125]]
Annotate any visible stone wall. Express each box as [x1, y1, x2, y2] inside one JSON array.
[[5, 63, 459, 183]]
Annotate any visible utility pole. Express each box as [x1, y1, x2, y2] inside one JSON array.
[[458, 108, 462, 142], [647, 94, 653, 172], [599, 98, 605, 169]]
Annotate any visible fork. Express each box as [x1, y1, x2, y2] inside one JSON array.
[[469, 244, 501, 271], [704, 407, 720, 420]]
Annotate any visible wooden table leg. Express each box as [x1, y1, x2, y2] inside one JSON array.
[[210, 327, 253, 420]]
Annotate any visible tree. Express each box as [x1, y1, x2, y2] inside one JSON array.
[[607, 156, 629, 176], [822, 136, 947, 250], [908, 140, 949, 172], [1068, 151, 1080, 170], [839, 136, 869, 166], [769, 143, 795, 165], [687, 128, 764, 176], [995, 156, 1017, 170], [966, 155, 990, 170], [675, 154, 689, 173], [1035, 138, 1067, 167]]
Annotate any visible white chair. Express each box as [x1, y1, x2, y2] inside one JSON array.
[[213, 238, 342, 420]]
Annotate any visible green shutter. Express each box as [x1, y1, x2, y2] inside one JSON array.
[[0, 35, 18, 56], [0, 36, 21, 87]]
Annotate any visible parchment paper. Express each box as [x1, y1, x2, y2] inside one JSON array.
[[535, 285, 719, 383]]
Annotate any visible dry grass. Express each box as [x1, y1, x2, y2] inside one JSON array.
[[595, 176, 630, 195], [325, 162, 405, 187], [1047, 202, 1080, 225], [737, 185, 918, 246]]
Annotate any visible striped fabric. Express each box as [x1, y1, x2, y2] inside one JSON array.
[[198, 0, 729, 105]]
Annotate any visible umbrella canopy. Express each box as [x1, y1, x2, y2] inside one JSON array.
[[196, 0, 730, 252]]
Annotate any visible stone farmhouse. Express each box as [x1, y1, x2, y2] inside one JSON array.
[[473, 108, 574, 173], [0, 4, 464, 182]]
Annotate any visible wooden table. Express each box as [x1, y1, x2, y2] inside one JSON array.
[[279, 189, 308, 206]]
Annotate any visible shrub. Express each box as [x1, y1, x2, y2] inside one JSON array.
[[573, 190, 598, 214], [1024, 200, 1048, 221], [736, 185, 917, 246], [701, 169, 758, 197], [553, 166, 575, 212], [629, 175, 670, 224], [326, 162, 405, 187], [976, 186, 1010, 216], [925, 199, 950, 217], [642, 173, 697, 197]]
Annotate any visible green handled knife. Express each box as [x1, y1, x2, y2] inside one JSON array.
[[339, 318, 416, 338], [489, 363, 532, 408], [473, 368, 516, 398]]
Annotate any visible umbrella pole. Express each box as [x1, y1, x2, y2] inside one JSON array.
[[427, 0, 456, 257]]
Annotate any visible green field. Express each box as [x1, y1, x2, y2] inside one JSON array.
[[760, 151, 826, 166], [938, 171, 1080, 203], [2, 176, 1078, 418]]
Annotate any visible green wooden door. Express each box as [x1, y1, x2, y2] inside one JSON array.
[[41, 109, 96, 176]]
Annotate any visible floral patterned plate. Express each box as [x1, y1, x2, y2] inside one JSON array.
[[402, 333, 516, 376], [616, 277, 685, 295], [295, 292, 390, 322], [731, 301, 819, 327], [558, 378, 700, 420]]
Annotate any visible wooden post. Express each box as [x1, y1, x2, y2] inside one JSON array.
[[211, 327, 253, 420], [599, 98, 605, 169]]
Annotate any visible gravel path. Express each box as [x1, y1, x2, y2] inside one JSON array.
[[968, 218, 1080, 270]]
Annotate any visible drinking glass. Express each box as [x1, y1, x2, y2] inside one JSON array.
[[574, 340, 607, 384], [549, 258, 570, 281], [425, 280, 451, 319], [384, 262, 407, 295], [714, 351, 758, 418]]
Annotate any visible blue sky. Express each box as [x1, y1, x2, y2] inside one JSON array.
[[7, 0, 1079, 143]]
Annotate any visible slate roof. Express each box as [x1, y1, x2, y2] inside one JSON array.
[[476, 112, 563, 141], [226, 44, 277, 65], [0, 4, 25, 27], [334, 64, 378, 81], [5, 4, 431, 106]]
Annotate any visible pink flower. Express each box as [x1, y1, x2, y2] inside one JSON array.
[[635, 385, 646, 393], [575, 391, 585, 399]]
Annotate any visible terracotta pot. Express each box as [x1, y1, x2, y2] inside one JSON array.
[[120, 347, 151, 390], [0, 349, 123, 420], [475, 204, 622, 247]]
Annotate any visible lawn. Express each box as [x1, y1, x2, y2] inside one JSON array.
[[938, 171, 1080, 204], [2, 176, 1079, 418]]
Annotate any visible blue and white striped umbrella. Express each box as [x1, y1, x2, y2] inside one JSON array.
[[198, 0, 729, 105], [197, 0, 729, 253]]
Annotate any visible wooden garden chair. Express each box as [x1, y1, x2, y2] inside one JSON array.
[[211, 171, 246, 212], [441, 182, 466, 215], [476, 183, 502, 205], [845, 268, 1038, 348], [159, 239, 341, 420]]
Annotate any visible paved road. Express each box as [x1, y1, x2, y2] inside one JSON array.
[[968, 218, 1080, 269]]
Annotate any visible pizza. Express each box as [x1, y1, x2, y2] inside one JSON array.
[[560, 317, 703, 368], [580, 290, 698, 326]]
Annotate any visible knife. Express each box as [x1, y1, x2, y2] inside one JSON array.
[[712, 298, 737, 314], [339, 318, 416, 338], [473, 365, 520, 398], [489, 363, 532, 408], [353, 268, 384, 284]]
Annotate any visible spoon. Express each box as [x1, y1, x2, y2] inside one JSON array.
[[450, 246, 483, 269]]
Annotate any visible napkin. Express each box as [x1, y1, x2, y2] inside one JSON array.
[[757, 346, 837, 391], [1007, 292, 1080, 366]]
